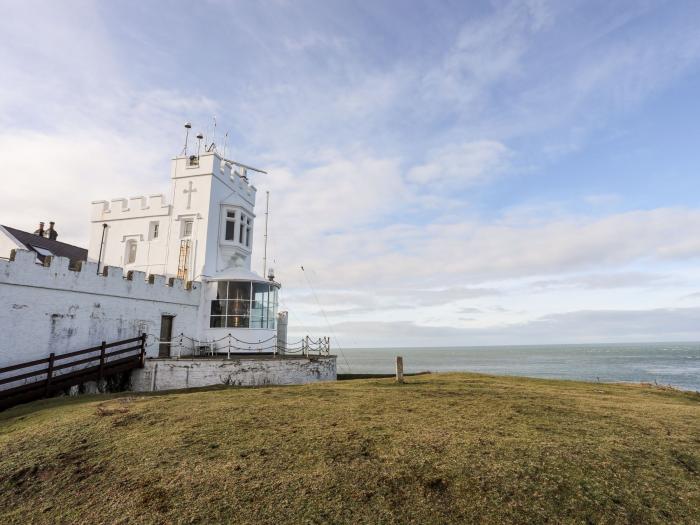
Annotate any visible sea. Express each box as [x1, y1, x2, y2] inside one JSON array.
[[336, 342, 700, 391]]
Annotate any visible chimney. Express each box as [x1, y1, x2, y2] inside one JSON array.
[[47, 221, 58, 241], [35, 222, 45, 237]]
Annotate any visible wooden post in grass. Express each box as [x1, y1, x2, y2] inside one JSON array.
[[395, 356, 404, 383]]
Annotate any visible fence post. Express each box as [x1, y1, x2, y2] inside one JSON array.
[[45, 352, 55, 396], [140, 333, 147, 367], [395, 356, 404, 384], [98, 341, 107, 380], [305, 336, 310, 357]]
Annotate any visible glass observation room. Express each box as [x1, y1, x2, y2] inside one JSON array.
[[210, 281, 279, 329]]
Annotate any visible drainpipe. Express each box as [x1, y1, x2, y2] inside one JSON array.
[[96, 223, 108, 275]]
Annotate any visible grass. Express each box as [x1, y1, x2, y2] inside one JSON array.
[[0, 373, 698, 524]]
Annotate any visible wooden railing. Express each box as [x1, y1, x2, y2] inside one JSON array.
[[0, 334, 146, 411]]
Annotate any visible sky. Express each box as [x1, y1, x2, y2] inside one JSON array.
[[3, 0, 700, 347]]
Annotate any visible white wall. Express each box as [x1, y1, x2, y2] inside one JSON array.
[[130, 355, 337, 391], [0, 250, 201, 367], [88, 152, 258, 284]]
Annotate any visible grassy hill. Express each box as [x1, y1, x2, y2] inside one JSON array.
[[1, 373, 698, 524]]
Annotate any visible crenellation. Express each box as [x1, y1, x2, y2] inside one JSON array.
[[0, 250, 199, 301], [104, 266, 124, 280], [91, 194, 170, 221], [129, 196, 147, 210], [48, 256, 70, 272], [109, 198, 128, 212]]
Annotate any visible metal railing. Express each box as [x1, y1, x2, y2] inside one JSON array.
[[148, 333, 331, 359]]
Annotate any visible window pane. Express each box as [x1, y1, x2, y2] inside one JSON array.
[[225, 220, 235, 241], [227, 299, 250, 317], [216, 282, 228, 300], [227, 211, 236, 218], [210, 300, 225, 316], [228, 282, 251, 301], [226, 316, 249, 329], [210, 316, 225, 328]]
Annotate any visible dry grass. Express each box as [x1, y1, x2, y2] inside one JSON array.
[[0, 373, 698, 524]]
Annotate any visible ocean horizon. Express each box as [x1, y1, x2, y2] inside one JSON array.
[[336, 341, 700, 391]]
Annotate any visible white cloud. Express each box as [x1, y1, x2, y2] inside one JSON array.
[[406, 141, 510, 187], [295, 306, 700, 347]]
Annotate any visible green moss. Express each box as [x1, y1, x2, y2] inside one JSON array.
[[1, 373, 698, 524]]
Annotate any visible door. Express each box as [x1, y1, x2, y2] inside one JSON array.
[[159, 315, 174, 357]]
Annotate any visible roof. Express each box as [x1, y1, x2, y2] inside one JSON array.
[[205, 267, 279, 286], [1, 225, 88, 266]]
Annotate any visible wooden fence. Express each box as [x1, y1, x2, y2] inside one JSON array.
[[0, 334, 146, 411]]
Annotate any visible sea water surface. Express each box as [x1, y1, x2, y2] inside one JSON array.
[[336, 342, 700, 391]]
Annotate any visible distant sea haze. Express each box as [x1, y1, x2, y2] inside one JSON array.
[[338, 343, 700, 392]]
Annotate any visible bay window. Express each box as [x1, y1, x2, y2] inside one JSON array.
[[210, 281, 279, 329]]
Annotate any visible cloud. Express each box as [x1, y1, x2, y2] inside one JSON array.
[[295, 306, 700, 347], [531, 272, 670, 291], [406, 141, 511, 188]]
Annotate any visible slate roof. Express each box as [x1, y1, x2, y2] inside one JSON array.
[[2, 225, 88, 267]]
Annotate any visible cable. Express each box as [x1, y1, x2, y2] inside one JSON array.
[[299, 266, 352, 373]]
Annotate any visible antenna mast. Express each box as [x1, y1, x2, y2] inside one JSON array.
[[263, 191, 270, 277]]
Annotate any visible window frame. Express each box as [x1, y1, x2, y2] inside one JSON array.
[[125, 239, 138, 265], [181, 219, 194, 238], [148, 221, 160, 241], [220, 206, 254, 250], [209, 280, 280, 330]]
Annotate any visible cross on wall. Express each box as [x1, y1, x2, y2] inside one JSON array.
[[183, 181, 197, 209]]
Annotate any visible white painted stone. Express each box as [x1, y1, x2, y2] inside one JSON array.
[[0, 250, 199, 366], [130, 356, 337, 391], [0, 148, 331, 391]]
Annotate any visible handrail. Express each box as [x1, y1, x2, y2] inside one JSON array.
[[0, 334, 147, 403]]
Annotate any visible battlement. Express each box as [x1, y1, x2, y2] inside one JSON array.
[[91, 194, 171, 222], [1, 250, 200, 305], [171, 152, 257, 204]]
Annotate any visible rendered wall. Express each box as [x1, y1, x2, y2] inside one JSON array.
[[130, 355, 337, 391], [0, 250, 201, 367]]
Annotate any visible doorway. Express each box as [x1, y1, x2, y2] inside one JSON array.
[[159, 315, 174, 357]]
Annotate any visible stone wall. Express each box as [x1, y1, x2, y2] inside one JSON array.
[[0, 250, 201, 367], [130, 355, 337, 391]]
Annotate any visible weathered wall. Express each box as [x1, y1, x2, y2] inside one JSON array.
[[130, 356, 337, 391], [0, 250, 201, 367]]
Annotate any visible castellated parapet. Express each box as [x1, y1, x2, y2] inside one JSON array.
[[0, 250, 201, 365], [91, 194, 171, 221], [2, 249, 200, 304]]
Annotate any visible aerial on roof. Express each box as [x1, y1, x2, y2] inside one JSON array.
[[1, 225, 88, 267]]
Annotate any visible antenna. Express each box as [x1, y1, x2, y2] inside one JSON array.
[[223, 131, 229, 159], [263, 191, 270, 277], [196, 133, 203, 158], [222, 157, 268, 174], [182, 122, 192, 155]]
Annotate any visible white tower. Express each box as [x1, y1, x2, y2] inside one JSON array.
[[88, 150, 279, 351]]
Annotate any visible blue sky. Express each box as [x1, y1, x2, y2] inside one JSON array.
[[4, 0, 700, 346]]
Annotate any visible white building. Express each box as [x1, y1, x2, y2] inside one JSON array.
[[0, 142, 336, 396], [88, 150, 279, 354]]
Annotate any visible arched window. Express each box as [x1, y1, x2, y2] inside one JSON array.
[[125, 240, 137, 265]]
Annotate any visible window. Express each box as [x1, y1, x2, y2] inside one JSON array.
[[245, 217, 252, 247], [182, 219, 194, 238], [149, 221, 160, 240], [209, 281, 279, 329], [224, 210, 236, 241], [125, 240, 137, 265]]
